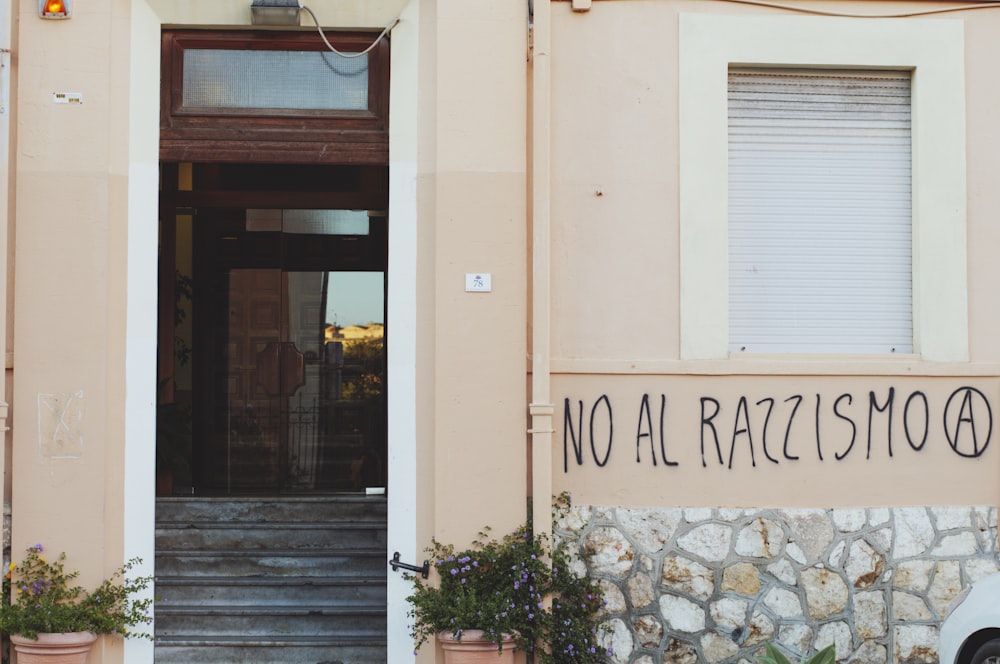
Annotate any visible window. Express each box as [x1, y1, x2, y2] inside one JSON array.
[[679, 14, 967, 361], [161, 30, 389, 164], [728, 68, 913, 354]]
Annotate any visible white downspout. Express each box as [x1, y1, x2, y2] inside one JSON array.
[[529, 0, 553, 539], [0, 0, 12, 568]]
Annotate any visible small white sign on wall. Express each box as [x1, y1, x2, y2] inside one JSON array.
[[465, 273, 492, 292]]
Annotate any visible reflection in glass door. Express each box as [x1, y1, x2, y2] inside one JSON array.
[[210, 268, 385, 494], [158, 199, 389, 496]]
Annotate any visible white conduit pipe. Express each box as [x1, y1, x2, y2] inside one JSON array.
[[529, 0, 554, 541]]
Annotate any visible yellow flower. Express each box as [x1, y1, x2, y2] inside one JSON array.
[[7, 562, 14, 571]]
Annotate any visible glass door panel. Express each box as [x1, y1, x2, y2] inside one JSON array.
[[204, 268, 385, 494], [158, 199, 387, 496]]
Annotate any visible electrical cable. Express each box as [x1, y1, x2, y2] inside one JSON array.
[[554, 0, 1000, 18], [715, 0, 1000, 18], [300, 5, 399, 58]]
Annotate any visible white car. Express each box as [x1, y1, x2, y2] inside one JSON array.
[[940, 573, 1000, 664]]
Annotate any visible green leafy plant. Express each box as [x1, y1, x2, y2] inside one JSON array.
[[405, 505, 610, 662], [757, 642, 836, 664], [0, 544, 154, 639]]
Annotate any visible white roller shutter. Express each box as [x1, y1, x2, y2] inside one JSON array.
[[728, 68, 912, 354]]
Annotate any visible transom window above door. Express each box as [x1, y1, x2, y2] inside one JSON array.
[[161, 30, 389, 164]]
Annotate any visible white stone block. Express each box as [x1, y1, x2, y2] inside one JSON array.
[[677, 523, 732, 563], [892, 590, 932, 621], [763, 587, 804, 618], [744, 611, 775, 647], [618, 508, 682, 555], [767, 558, 797, 586], [661, 555, 715, 601], [735, 518, 783, 558], [869, 508, 890, 526], [684, 508, 713, 522], [893, 624, 938, 664], [930, 506, 971, 531], [802, 567, 849, 619], [700, 632, 739, 663], [584, 526, 634, 577], [845, 539, 885, 588], [893, 508, 934, 558], [600, 618, 633, 664], [965, 557, 1000, 584], [853, 591, 887, 638], [815, 621, 852, 660], [931, 532, 978, 557], [660, 594, 706, 633], [710, 597, 749, 633], [893, 559, 934, 591], [832, 508, 866, 532], [927, 560, 962, 619]]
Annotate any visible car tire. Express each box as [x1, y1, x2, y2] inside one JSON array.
[[972, 639, 1000, 664]]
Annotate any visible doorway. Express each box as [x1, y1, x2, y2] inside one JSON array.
[[153, 163, 390, 663], [158, 163, 388, 496]]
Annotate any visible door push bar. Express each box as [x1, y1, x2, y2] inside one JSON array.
[[390, 552, 430, 579]]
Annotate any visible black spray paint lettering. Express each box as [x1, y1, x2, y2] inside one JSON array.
[[782, 395, 802, 461], [729, 396, 756, 469], [904, 391, 929, 452], [636, 394, 679, 467], [563, 396, 614, 472], [867, 388, 894, 459], [562, 386, 992, 472], [700, 397, 724, 468], [756, 397, 780, 464], [833, 394, 857, 461]]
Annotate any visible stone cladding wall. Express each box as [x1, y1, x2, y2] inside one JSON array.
[[555, 505, 999, 664]]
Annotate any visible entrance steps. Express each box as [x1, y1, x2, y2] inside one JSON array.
[[154, 496, 387, 664]]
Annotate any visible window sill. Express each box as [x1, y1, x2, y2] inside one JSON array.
[[546, 356, 999, 377]]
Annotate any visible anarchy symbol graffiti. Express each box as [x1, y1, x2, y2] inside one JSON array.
[[944, 386, 993, 458]]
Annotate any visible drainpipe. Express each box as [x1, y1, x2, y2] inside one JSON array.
[[0, 0, 12, 568], [528, 0, 553, 541]]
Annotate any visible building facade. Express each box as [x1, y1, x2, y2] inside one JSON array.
[[2, 0, 999, 662]]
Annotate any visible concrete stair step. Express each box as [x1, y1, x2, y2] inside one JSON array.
[[156, 496, 386, 524], [155, 522, 387, 551], [155, 605, 386, 638], [155, 549, 386, 578], [156, 576, 385, 606], [154, 497, 386, 663], [153, 636, 386, 664]]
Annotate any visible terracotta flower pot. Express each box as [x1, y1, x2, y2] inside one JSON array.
[[438, 630, 516, 664], [10, 632, 98, 664]]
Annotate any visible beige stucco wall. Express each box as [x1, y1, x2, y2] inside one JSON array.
[[7, 0, 1000, 661], [546, 0, 1000, 511], [8, 0, 527, 662]]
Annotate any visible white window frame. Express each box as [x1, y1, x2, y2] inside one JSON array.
[[679, 13, 967, 361]]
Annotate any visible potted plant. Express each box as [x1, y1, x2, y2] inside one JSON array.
[[405, 508, 611, 663], [0, 544, 154, 664]]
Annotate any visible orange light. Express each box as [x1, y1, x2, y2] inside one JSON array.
[[39, 0, 70, 18]]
